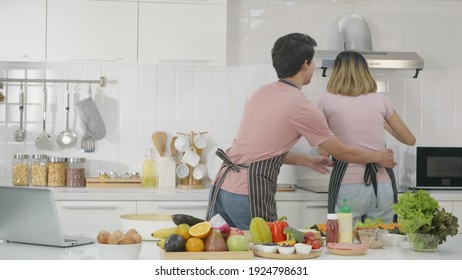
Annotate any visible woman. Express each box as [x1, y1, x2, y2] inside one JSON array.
[[205, 34, 397, 230], [317, 51, 416, 223]]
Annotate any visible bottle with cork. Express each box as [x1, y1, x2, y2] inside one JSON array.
[[142, 148, 158, 187], [326, 213, 339, 245], [338, 198, 353, 243]]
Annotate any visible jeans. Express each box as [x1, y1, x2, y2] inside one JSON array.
[[209, 188, 252, 230], [336, 182, 395, 224]]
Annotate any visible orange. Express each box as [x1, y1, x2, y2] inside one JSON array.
[[185, 237, 205, 252], [189, 221, 211, 239]]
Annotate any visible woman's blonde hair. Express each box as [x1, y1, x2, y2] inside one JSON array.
[[326, 51, 377, 96]]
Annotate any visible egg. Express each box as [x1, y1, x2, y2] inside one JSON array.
[[108, 232, 123, 244], [121, 235, 136, 245], [97, 230, 110, 244], [126, 228, 138, 236], [131, 233, 142, 244]]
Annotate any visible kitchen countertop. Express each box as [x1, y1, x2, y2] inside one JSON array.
[[1, 234, 461, 260], [38, 186, 462, 202]]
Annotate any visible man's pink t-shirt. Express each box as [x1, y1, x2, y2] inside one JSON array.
[[220, 81, 334, 195], [317, 92, 395, 184]]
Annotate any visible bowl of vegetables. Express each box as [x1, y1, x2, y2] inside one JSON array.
[[392, 190, 459, 252]]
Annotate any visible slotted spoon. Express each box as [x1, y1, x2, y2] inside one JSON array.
[[56, 85, 77, 148], [14, 84, 26, 142], [35, 87, 53, 150]]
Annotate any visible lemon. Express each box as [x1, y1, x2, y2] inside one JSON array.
[[189, 221, 211, 239]]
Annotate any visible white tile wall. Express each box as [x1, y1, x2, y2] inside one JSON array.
[[1, 0, 462, 185]]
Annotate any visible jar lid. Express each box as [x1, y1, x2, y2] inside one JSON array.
[[14, 154, 29, 159], [68, 157, 86, 163], [32, 154, 48, 160], [327, 213, 338, 219], [48, 156, 66, 163]]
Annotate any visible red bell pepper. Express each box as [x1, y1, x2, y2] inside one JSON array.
[[267, 216, 289, 242]]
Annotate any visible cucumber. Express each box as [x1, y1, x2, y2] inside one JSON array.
[[171, 214, 204, 226]]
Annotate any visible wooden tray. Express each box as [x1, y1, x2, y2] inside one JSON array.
[[86, 177, 142, 187], [327, 247, 368, 256], [253, 249, 322, 260], [159, 249, 254, 260]]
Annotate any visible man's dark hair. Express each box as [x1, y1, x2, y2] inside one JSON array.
[[271, 33, 317, 78]]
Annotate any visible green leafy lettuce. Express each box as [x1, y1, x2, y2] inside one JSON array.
[[392, 190, 459, 244]]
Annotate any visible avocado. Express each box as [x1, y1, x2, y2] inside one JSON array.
[[172, 214, 204, 226]]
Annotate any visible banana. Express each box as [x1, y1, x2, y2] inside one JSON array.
[[151, 226, 177, 239], [157, 239, 166, 249]]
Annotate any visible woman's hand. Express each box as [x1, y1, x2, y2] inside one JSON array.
[[306, 155, 334, 174]]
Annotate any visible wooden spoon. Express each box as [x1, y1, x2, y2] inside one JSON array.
[[152, 131, 167, 157], [170, 136, 178, 158]]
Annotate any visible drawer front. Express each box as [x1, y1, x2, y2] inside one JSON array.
[[55, 201, 137, 234], [137, 201, 208, 220]]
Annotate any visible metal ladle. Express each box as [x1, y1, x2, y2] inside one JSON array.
[[56, 83, 77, 148]]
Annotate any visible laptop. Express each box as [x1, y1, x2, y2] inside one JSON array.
[[0, 186, 94, 247]]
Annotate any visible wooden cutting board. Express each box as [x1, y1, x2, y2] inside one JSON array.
[[160, 249, 253, 260], [86, 177, 142, 187]]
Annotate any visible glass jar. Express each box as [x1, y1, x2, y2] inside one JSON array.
[[12, 154, 29, 186], [30, 154, 48, 186], [47, 157, 67, 187], [67, 157, 86, 187]]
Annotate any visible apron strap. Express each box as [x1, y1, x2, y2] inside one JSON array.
[[205, 148, 249, 220]]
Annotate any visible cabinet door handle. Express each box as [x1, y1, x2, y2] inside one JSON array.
[[158, 204, 208, 210], [0, 54, 29, 59], [60, 204, 118, 210], [303, 205, 328, 209]]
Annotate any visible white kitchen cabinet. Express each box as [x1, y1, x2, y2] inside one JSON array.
[[276, 201, 302, 228], [137, 201, 209, 220], [299, 201, 328, 228], [55, 201, 136, 234], [0, 0, 46, 61], [138, 0, 227, 65], [46, 0, 138, 63]]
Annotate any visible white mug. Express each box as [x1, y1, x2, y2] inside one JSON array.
[[192, 163, 208, 180], [174, 136, 189, 152], [175, 163, 190, 179], [194, 135, 207, 149], [181, 147, 201, 167]]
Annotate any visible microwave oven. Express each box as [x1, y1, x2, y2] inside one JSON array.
[[416, 147, 462, 190]]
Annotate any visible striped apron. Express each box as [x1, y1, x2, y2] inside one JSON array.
[[205, 148, 287, 222], [327, 158, 398, 222]]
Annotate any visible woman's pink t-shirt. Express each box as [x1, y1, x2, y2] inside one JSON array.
[[317, 92, 395, 184], [220, 81, 334, 195]]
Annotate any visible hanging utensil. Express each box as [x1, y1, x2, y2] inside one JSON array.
[[14, 83, 26, 142], [152, 131, 167, 157], [80, 85, 96, 153], [56, 83, 77, 148], [170, 136, 178, 158], [35, 86, 53, 150]]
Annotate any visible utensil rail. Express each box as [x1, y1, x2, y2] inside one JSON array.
[[0, 76, 106, 88]]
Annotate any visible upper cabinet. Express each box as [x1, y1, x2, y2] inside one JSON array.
[[138, 0, 227, 65], [0, 0, 47, 62], [46, 0, 138, 63]]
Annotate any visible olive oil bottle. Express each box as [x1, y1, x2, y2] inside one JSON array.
[[143, 148, 158, 187]]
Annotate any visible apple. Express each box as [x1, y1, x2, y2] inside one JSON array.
[[226, 234, 249, 251]]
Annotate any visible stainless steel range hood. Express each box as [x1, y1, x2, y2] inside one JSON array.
[[316, 14, 424, 78]]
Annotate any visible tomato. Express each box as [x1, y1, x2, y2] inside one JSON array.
[[311, 240, 321, 250]]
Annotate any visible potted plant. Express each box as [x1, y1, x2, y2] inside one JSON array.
[[392, 190, 459, 251]]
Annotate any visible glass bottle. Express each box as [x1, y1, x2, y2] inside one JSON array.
[[338, 198, 353, 243], [47, 157, 67, 187], [12, 154, 29, 186], [143, 149, 158, 187], [67, 157, 86, 187], [31, 154, 48, 186], [326, 213, 339, 245]]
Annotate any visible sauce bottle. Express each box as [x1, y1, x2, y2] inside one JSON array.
[[326, 213, 339, 245], [338, 198, 353, 243], [143, 149, 158, 187]]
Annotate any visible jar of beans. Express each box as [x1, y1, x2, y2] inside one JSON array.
[[12, 154, 29, 186], [31, 154, 48, 186], [47, 157, 67, 187], [67, 157, 86, 187]]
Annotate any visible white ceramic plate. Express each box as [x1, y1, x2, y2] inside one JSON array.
[[206, 144, 231, 181]]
